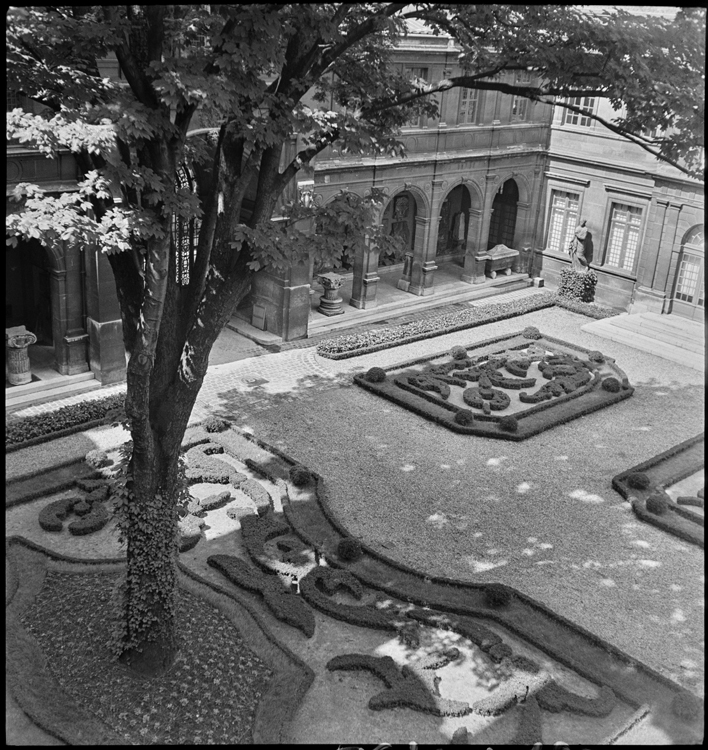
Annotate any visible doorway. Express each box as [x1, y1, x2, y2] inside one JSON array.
[[487, 179, 519, 250], [669, 225, 704, 321]]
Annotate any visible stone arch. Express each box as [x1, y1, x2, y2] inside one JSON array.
[[668, 223, 704, 320], [436, 180, 484, 258], [380, 187, 427, 267], [489, 171, 531, 206]]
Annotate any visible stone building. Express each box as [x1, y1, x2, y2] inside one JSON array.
[[6, 17, 703, 386], [244, 22, 552, 339], [541, 94, 704, 320]]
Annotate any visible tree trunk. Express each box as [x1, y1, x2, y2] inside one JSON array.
[[118, 437, 181, 677]]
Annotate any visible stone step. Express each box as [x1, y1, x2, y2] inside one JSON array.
[[608, 313, 705, 350], [6, 377, 102, 411], [5, 369, 96, 397], [307, 277, 533, 334], [581, 317, 705, 371]]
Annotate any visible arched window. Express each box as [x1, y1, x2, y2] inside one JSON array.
[[671, 225, 704, 319], [172, 164, 201, 286]]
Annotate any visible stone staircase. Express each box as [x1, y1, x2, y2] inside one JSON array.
[[581, 312, 705, 371], [5, 371, 100, 413]]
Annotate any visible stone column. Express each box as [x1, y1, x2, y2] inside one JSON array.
[[59, 242, 89, 376], [250, 260, 311, 341], [462, 175, 496, 284], [85, 249, 127, 384], [316, 272, 345, 316], [408, 216, 436, 296], [630, 199, 669, 314], [655, 202, 683, 305], [350, 235, 380, 309]]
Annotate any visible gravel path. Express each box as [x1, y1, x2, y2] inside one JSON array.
[[230, 307, 705, 695]]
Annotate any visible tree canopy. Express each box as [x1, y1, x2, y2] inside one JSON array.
[[5, 3, 705, 676]]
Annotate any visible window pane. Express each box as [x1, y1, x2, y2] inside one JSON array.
[[546, 190, 579, 252], [606, 203, 642, 271], [676, 254, 701, 302]]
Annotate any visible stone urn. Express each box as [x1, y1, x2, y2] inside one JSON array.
[[316, 272, 345, 316], [6, 330, 37, 385]]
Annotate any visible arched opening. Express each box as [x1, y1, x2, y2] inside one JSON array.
[[437, 184, 471, 263], [6, 237, 53, 345], [487, 179, 519, 250], [670, 225, 704, 321], [380, 190, 417, 267]]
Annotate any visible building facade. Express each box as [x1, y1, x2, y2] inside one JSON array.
[[540, 96, 704, 320], [245, 25, 552, 339], [7, 20, 704, 386]]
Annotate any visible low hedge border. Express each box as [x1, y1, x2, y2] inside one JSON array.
[[206, 553, 315, 638], [354, 332, 632, 441], [279, 464, 700, 719], [612, 433, 704, 548], [6, 537, 315, 745], [316, 292, 618, 360], [326, 653, 471, 716], [6, 393, 126, 452]]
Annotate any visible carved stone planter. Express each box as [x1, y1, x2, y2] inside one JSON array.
[[6, 330, 37, 385], [316, 272, 345, 316]]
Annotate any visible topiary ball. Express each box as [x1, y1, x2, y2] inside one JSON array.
[[337, 537, 363, 562], [588, 350, 605, 363], [85, 449, 111, 470], [289, 464, 312, 487], [204, 417, 229, 433], [602, 377, 621, 393], [365, 367, 387, 383], [671, 691, 701, 721], [522, 326, 542, 340], [646, 493, 669, 515], [485, 583, 511, 608], [454, 409, 475, 426], [498, 415, 519, 433], [627, 472, 651, 490], [450, 345, 468, 360]]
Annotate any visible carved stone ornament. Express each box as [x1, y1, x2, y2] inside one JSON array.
[[7, 332, 37, 348]]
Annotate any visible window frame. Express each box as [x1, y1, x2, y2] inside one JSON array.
[[457, 87, 480, 125], [601, 200, 646, 275], [510, 95, 528, 122], [402, 66, 429, 128], [561, 96, 597, 128], [545, 189, 582, 254]]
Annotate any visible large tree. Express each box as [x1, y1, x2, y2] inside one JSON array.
[[6, 4, 704, 677]]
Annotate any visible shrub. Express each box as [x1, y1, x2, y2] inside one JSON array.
[[626, 472, 651, 490], [85, 449, 111, 469], [204, 416, 229, 433], [498, 415, 519, 433], [485, 583, 511, 608], [68, 502, 110, 535], [289, 464, 312, 487], [199, 490, 232, 512], [450, 345, 468, 360], [38, 498, 75, 532], [671, 691, 701, 721], [365, 366, 387, 383], [557, 268, 598, 303], [588, 350, 605, 363], [6, 392, 126, 447], [337, 537, 363, 562], [73, 501, 92, 517], [602, 377, 621, 393], [646, 493, 669, 515], [454, 409, 475, 426], [522, 326, 542, 340]]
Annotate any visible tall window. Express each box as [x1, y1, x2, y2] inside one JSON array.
[[458, 88, 479, 124], [562, 97, 596, 127], [605, 203, 642, 272], [511, 95, 528, 121], [674, 226, 704, 307], [172, 165, 201, 286], [546, 190, 579, 252], [404, 67, 428, 127]]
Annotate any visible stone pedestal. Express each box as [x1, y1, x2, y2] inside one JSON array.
[[350, 242, 380, 309], [6, 330, 37, 385], [316, 272, 345, 316], [461, 254, 490, 285]]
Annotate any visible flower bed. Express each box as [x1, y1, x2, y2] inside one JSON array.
[[612, 433, 704, 548], [354, 331, 633, 441], [316, 291, 618, 359]]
